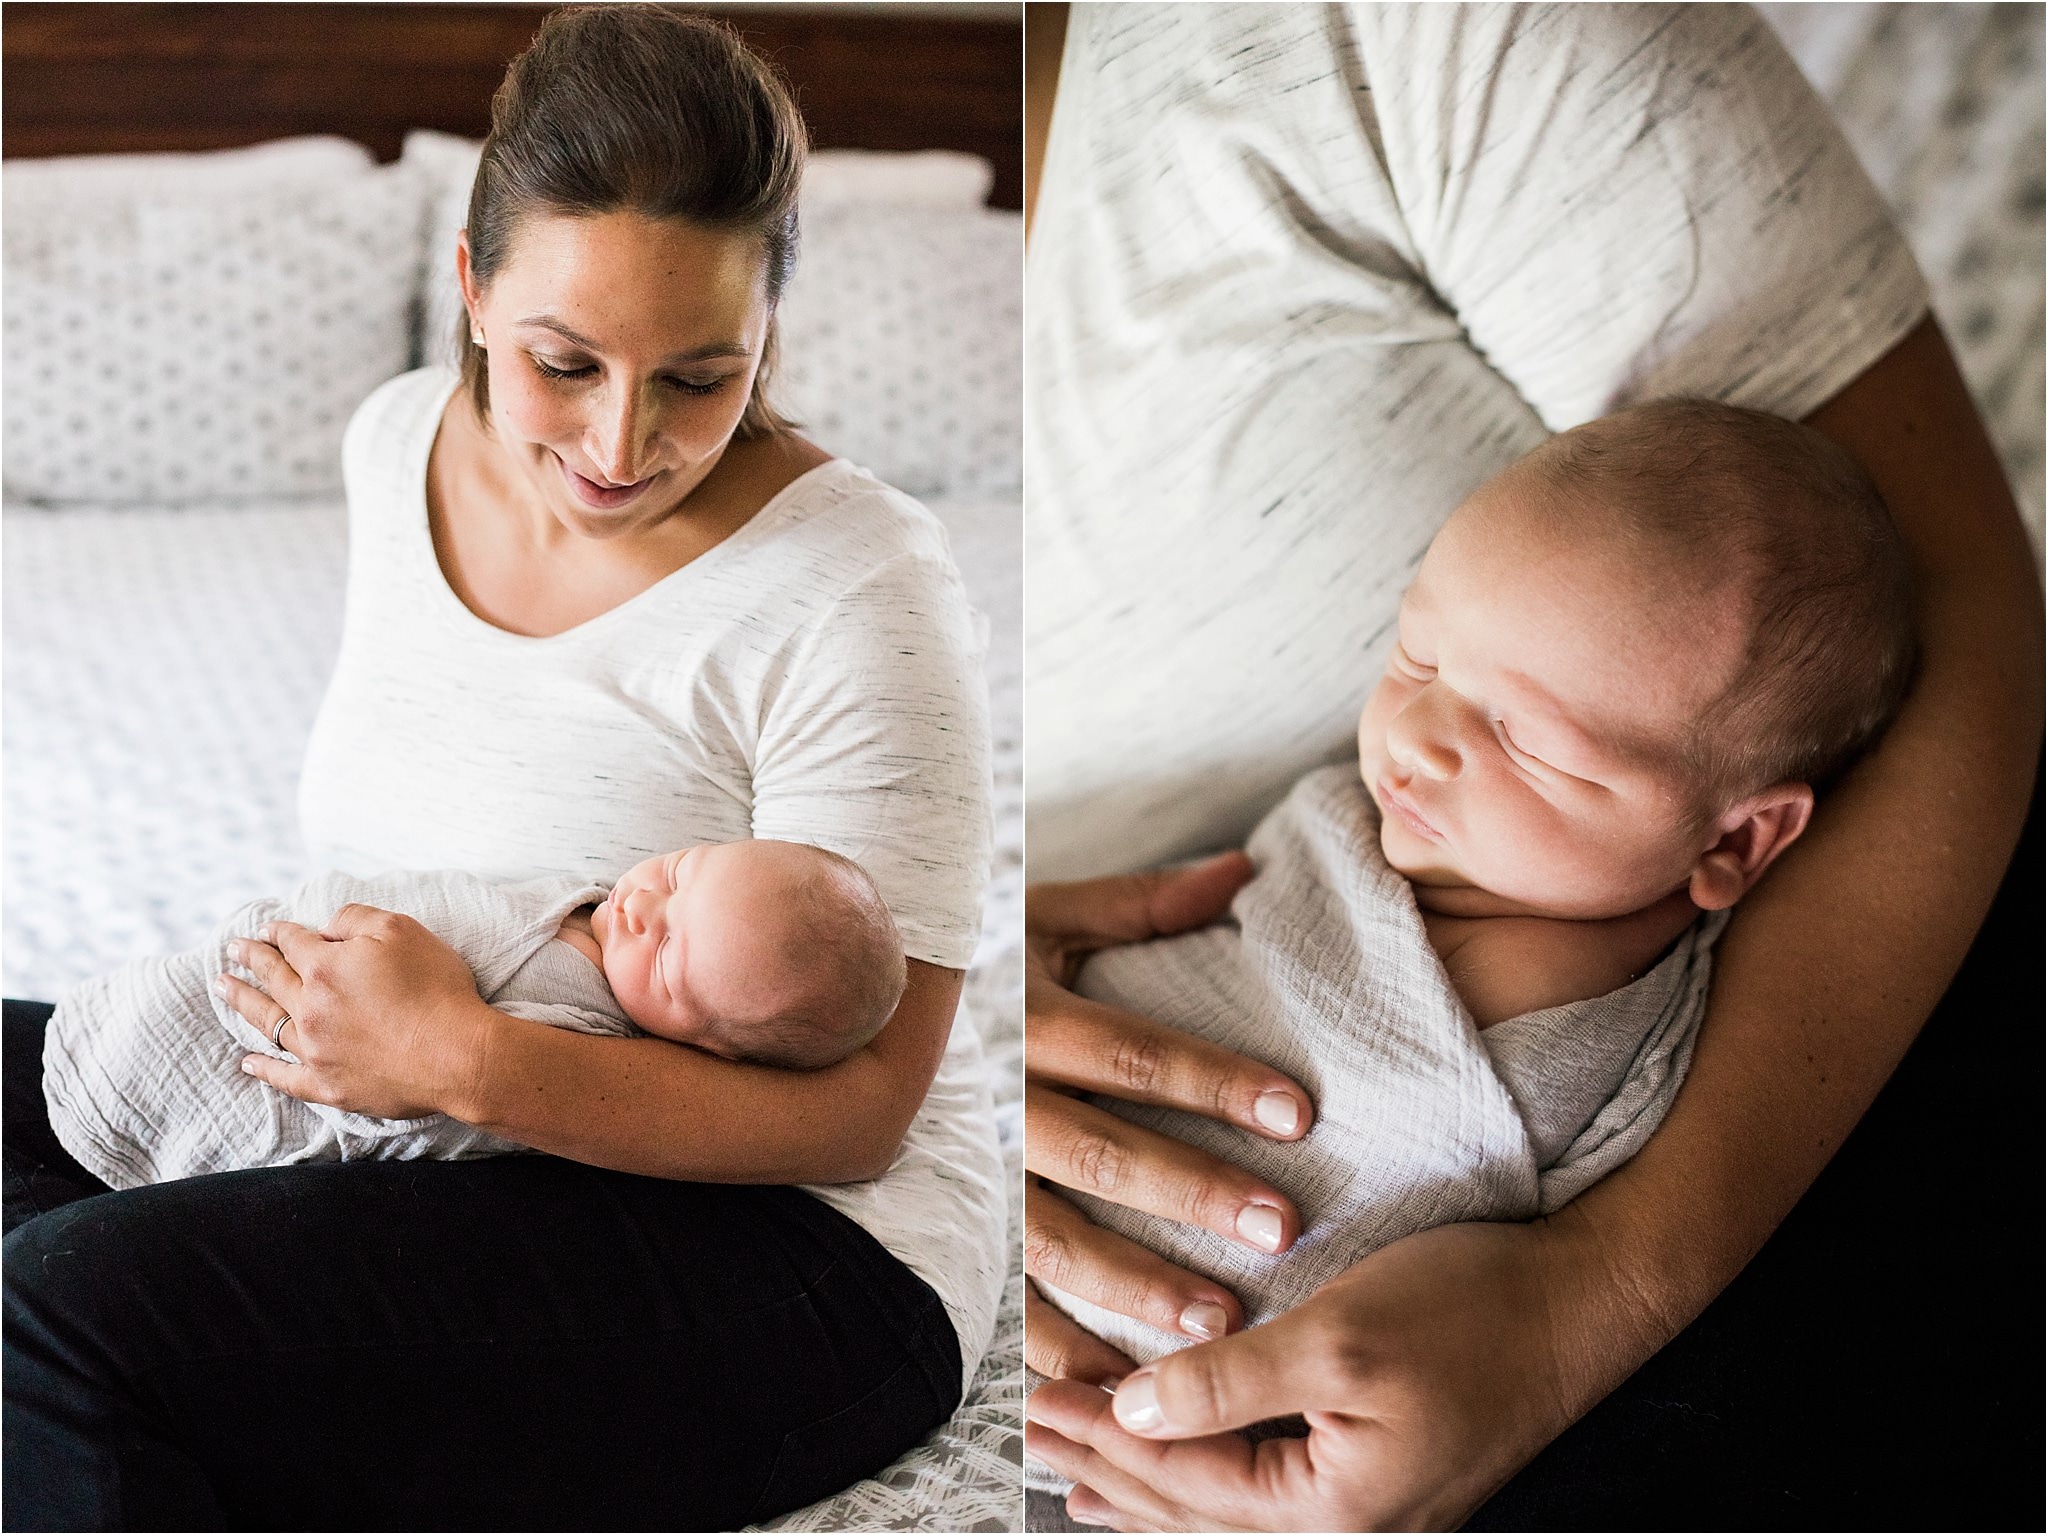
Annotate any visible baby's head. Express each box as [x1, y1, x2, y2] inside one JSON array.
[[590, 840, 906, 1069], [1360, 399, 1915, 921]]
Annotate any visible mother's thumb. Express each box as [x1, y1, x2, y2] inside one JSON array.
[[1111, 1306, 1340, 1439]]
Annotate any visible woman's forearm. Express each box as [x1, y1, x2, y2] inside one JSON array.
[[446, 961, 964, 1184], [1545, 317, 2042, 1400]]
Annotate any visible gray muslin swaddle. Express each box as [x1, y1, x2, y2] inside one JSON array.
[[43, 869, 632, 1190], [1039, 765, 1726, 1368]]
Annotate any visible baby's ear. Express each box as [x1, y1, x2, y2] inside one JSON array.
[[1687, 782, 1815, 911]]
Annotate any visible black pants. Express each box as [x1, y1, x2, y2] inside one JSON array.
[[2, 1002, 961, 1532]]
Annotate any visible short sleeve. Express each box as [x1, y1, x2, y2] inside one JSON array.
[[1359, 2, 1929, 427], [751, 549, 993, 971]]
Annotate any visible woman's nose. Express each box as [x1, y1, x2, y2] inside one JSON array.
[[587, 384, 657, 485], [1385, 686, 1466, 780]]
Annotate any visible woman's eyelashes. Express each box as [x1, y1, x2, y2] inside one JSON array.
[[528, 356, 726, 395]]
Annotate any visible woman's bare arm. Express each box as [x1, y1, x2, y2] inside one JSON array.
[[452, 960, 961, 1184], [1551, 315, 2041, 1381]]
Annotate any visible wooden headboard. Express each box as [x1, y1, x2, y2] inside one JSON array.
[[1, 2, 1023, 209]]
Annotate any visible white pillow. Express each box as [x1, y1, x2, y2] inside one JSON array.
[[3, 148, 426, 504], [802, 150, 995, 211], [778, 204, 1022, 496], [400, 130, 1018, 494], [1, 135, 373, 202]]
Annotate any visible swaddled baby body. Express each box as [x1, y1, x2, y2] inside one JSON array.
[[1040, 400, 1916, 1373], [43, 839, 905, 1189]]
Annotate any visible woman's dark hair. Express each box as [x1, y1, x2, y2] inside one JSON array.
[[461, 5, 807, 437]]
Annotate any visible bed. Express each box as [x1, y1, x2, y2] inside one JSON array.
[[1, 5, 1023, 1530]]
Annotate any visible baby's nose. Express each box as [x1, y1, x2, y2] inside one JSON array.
[[620, 884, 653, 934], [1387, 694, 1465, 780]]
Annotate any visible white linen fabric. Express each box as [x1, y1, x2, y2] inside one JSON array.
[[1025, 2, 1931, 882], [44, 869, 622, 1188], [296, 365, 1003, 1390], [1040, 767, 1724, 1372], [2, 148, 424, 504]]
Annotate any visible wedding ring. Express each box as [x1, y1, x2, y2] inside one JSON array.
[[271, 1012, 293, 1051]]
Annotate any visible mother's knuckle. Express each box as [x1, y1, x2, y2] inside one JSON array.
[[1065, 1126, 1128, 1194], [1179, 1178, 1243, 1234], [1024, 1222, 1075, 1286], [1166, 1351, 1230, 1427], [1107, 1031, 1170, 1096]]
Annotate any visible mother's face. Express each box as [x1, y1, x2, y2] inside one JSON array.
[[458, 210, 772, 537]]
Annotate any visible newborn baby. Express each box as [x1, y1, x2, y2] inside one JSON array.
[[1040, 398, 1915, 1373], [1359, 397, 1914, 1026], [42, 839, 906, 1189], [560, 840, 906, 1069]]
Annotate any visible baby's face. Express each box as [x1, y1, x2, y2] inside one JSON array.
[[1358, 476, 1748, 920], [590, 842, 812, 1048]]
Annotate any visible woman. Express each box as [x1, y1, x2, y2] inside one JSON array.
[[3, 11, 998, 1529], [1020, 6, 2040, 1529]]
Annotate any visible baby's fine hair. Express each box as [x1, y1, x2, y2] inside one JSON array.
[[1526, 399, 1916, 793], [716, 847, 907, 1071]]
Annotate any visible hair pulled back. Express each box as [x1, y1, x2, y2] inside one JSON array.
[[461, 5, 807, 437]]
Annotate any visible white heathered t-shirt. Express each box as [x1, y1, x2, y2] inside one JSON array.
[[1026, 2, 1930, 880], [298, 367, 1003, 1381]]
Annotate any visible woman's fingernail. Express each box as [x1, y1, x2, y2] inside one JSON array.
[[212, 975, 230, 997], [258, 924, 276, 943], [240, 1060, 259, 1076], [1236, 1202, 1284, 1252], [1178, 1300, 1228, 1340], [1253, 1089, 1301, 1135], [1112, 1371, 1164, 1432]]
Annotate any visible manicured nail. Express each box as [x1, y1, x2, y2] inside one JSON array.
[[1236, 1202, 1284, 1252], [1253, 1090, 1301, 1135], [225, 940, 243, 962], [258, 924, 276, 943], [212, 975, 230, 997], [1112, 1371, 1164, 1432], [1178, 1300, 1228, 1340], [240, 1060, 259, 1076]]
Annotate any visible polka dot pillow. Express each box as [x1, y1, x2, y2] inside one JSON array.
[[3, 147, 427, 504], [776, 204, 1022, 497]]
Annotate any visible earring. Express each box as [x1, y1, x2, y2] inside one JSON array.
[[471, 327, 485, 346]]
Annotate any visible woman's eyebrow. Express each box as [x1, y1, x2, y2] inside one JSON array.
[[515, 314, 752, 363]]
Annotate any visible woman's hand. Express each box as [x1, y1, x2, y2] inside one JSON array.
[[1025, 1216, 1594, 1532], [218, 904, 493, 1120], [1026, 852, 1315, 1377]]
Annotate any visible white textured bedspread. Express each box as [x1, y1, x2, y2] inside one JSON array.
[[2, 488, 1025, 1533]]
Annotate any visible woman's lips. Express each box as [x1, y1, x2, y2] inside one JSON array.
[[1377, 778, 1445, 842], [559, 455, 657, 510]]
